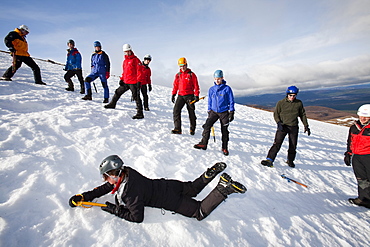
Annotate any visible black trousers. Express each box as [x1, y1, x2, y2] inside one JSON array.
[[173, 95, 196, 131], [3, 55, 42, 83], [267, 125, 299, 162], [64, 70, 84, 88], [352, 154, 370, 201], [200, 110, 230, 149], [174, 173, 226, 221], [140, 84, 149, 109], [113, 81, 143, 111]]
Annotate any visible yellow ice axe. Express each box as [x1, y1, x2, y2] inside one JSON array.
[[74, 201, 107, 208], [190, 96, 206, 104], [211, 127, 216, 142]]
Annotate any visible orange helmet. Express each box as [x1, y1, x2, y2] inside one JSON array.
[[178, 57, 187, 66]]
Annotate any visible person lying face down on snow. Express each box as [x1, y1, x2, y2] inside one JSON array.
[[69, 155, 246, 223]]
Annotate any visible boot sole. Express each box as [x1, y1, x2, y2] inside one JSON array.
[[220, 173, 247, 194], [205, 162, 227, 178]]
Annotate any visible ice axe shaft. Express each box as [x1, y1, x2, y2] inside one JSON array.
[[211, 126, 216, 142], [281, 174, 307, 188], [75, 201, 107, 208], [190, 96, 206, 104], [93, 82, 98, 93]]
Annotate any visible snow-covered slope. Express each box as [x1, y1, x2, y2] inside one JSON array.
[[0, 53, 369, 247]]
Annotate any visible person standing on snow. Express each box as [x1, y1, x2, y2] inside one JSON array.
[[104, 44, 144, 119], [345, 104, 370, 209], [261, 86, 310, 168], [69, 155, 246, 223], [139, 54, 152, 111], [194, 70, 235, 156], [82, 41, 110, 103], [1, 25, 46, 85], [171, 57, 200, 135], [64, 39, 84, 94]]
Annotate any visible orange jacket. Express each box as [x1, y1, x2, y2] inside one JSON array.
[[4, 28, 30, 57]]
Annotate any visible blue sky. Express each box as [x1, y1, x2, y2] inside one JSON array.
[[1, 0, 369, 96]]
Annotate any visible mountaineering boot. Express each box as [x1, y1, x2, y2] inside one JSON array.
[[261, 158, 273, 167], [103, 98, 109, 103], [216, 173, 247, 196], [348, 198, 370, 209], [35, 81, 47, 85], [286, 160, 295, 168], [104, 93, 119, 109], [80, 83, 85, 94], [222, 149, 229, 156], [82, 88, 92, 100], [144, 107, 150, 111], [194, 143, 207, 150], [171, 129, 182, 134], [132, 111, 144, 119], [65, 82, 74, 91], [190, 129, 195, 135], [0, 77, 12, 81], [204, 162, 227, 179]]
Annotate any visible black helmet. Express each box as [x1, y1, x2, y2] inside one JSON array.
[[68, 39, 75, 46], [99, 155, 124, 175]]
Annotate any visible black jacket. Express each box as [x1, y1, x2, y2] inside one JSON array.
[[82, 166, 184, 223]]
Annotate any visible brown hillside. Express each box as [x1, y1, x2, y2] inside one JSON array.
[[246, 104, 357, 127]]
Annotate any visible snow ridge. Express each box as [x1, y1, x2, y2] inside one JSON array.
[[0, 53, 369, 247]]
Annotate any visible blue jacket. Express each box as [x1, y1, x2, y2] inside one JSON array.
[[91, 50, 110, 74], [208, 80, 235, 113], [65, 48, 82, 70]]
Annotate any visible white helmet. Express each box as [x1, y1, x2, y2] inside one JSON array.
[[19, 25, 30, 33], [144, 54, 152, 61], [357, 104, 370, 117], [122, 44, 132, 52]]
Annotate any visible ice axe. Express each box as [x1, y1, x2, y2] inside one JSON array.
[[190, 96, 206, 104], [74, 201, 107, 208], [211, 126, 216, 142], [281, 174, 307, 188], [93, 82, 98, 93]]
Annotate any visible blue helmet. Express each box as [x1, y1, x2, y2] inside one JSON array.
[[94, 41, 101, 47], [214, 70, 223, 78], [286, 86, 299, 94]]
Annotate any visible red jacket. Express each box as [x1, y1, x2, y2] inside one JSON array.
[[139, 63, 151, 85], [120, 52, 142, 85], [347, 120, 370, 155], [172, 68, 200, 96]]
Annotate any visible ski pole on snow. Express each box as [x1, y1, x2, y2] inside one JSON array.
[[281, 174, 308, 188], [211, 127, 216, 142], [190, 96, 206, 104], [74, 201, 107, 208]]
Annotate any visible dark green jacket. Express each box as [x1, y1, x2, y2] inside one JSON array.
[[274, 97, 308, 127]]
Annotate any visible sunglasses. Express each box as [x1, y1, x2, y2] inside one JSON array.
[[288, 94, 297, 97]]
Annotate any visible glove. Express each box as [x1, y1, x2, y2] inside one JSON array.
[[136, 82, 141, 89], [194, 96, 199, 103], [344, 151, 351, 166], [277, 121, 284, 131], [172, 94, 176, 103], [148, 84, 152, 92], [101, 201, 118, 215], [105, 72, 110, 79], [119, 80, 125, 86], [229, 111, 235, 122], [9, 47, 16, 53], [304, 126, 311, 136], [69, 194, 83, 207]]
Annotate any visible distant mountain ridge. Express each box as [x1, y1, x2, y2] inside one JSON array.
[[235, 82, 370, 113]]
